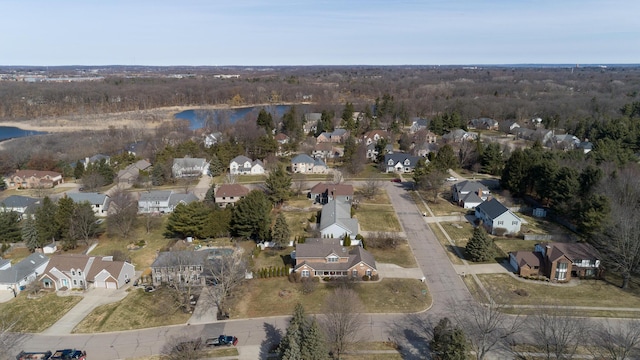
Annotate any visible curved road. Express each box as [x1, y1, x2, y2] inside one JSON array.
[[10, 181, 487, 359]]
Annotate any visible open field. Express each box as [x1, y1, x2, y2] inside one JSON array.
[[73, 287, 192, 333], [0, 292, 83, 332], [229, 278, 431, 319]]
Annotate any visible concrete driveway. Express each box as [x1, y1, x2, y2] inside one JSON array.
[[377, 263, 424, 280]]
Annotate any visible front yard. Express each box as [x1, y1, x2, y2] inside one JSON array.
[[354, 203, 401, 232], [0, 292, 82, 332]]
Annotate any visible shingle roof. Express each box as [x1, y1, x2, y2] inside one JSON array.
[[216, 184, 250, 198], [0, 253, 48, 285], [169, 193, 199, 207], [384, 153, 421, 167], [12, 170, 62, 179], [319, 200, 358, 235], [0, 195, 39, 209], [541, 242, 600, 263], [173, 157, 208, 168], [231, 155, 252, 164], [66, 192, 108, 205], [291, 154, 315, 164], [309, 183, 354, 197], [151, 250, 223, 268], [294, 244, 376, 271], [511, 251, 543, 269], [476, 198, 509, 219], [455, 180, 489, 194], [139, 190, 173, 202]]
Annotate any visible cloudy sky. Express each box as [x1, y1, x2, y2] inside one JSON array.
[[2, 0, 638, 66]]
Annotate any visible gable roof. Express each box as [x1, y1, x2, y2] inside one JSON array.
[[12, 170, 62, 179], [173, 157, 208, 168], [454, 180, 489, 194], [151, 249, 222, 268], [294, 243, 376, 271], [541, 242, 601, 263], [319, 200, 359, 235], [169, 193, 199, 207], [274, 133, 290, 141], [40, 254, 129, 283], [230, 155, 252, 164], [66, 192, 108, 205], [476, 198, 511, 219], [511, 251, 543, 269], [139, 190, 173, 202], [216, 184, 250, 198], [291, 154, 315, 164], [309, 183, 354, 197], [384, 153, 421, 166], [0, 195, 39, 209], [0, 253, 48, 285]]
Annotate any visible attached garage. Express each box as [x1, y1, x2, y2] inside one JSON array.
[[106, 280, 117, 289]]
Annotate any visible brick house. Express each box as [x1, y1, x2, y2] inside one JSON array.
[[309, 183, 353, 205], [5, 170, 63, 189], [509, 242, 602, 282], [293, 239, 377, 279]]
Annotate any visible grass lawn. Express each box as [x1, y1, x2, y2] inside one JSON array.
[[252, 246, 294, 269], [477, 273, 640, 309], [494, 238, 537, 254], [428, 224, 464, 265], [284, 194, 315, 209], [229, 278, 430, 319], [421, 194, 468, 216], [281, 209, 316, 241], [355, 204, 401, 232], [90, 216, 174, 269], [518, 213, 574, 236], [3, 246, 32, 264], [73, 287, 191, 333], [127, 347, 239, 360], [342, 353, 402, 360], [345, 164, 395, 180], [441, 222, 474, 242], [367, 240, 417, 268], [0, 292, 83, 332]]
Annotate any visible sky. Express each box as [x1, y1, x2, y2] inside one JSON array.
[[1, 0, 639, 66]]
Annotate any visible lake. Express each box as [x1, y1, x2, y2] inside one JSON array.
[[0, 126, 48, 141], [174, 104, 308, 131]]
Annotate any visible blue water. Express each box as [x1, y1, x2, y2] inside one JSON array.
[[174, 104, 306, 131], [0, 126, 47, 141]]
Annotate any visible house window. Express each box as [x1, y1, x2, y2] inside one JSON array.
[[78, 271, 82, 276], [301, 270, 310, 278], [327, 256, 338, 263], [352, 270, 358, 277], [512, 221, 518, 225], [555, 262, 568, 280], [497, 221, 504, 225], [80, 280, 83, 286], [365, 269, 372, 276], [71, 270, 76, 276], [73, 280, 77, 286]]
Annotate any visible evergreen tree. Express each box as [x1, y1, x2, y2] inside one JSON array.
[[281, 321, 303, 360], [35, 197, 58, 246], [500, 149, 529, 196], [433, 144, 459, 171], [430, 317, 469, 360], [271, 213, 290, 249], [74, 160, 85, 179], [301, 316, 329, 360], [0, 211, 21, 243], [230, 190, 272, 241], [257, 109, 274, 133], [165, 202, 210, 239], [374, 138, 389, 163], [480, 142, 503, 175], [22, 217, 39, 252], [56, 195, 75, 242], [203, 206, 232, 238], [152, 162, 169, 186], [204, 184, 217, 206], [343, 233, 351, 246], [341, 102, 356, 131], [209, 154, 224, 177], [266, 165, 292, 205], [466, 226, 493, 262]]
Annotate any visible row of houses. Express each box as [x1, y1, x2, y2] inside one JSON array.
[[0, 253, 134, 294]]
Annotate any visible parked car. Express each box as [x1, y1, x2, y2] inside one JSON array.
[[205, 335, 238, 347], [16, 350, 52, 360], [446, 176, 458, 182], [391, 178, 402, 183], [50, 349, 86, 360]]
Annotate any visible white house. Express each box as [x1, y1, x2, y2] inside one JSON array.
[[229, 155, 265, 175], [0, 195, 40, 219], [475, 198, 522, 235], [452, 181, 490, 209], [0, 253, 49, 294], [204, 132, 223, 148], [383, 153, 421, 173], [172, 157, 210, 178], [138, 191, 198, 214], [291, 154, 328, 174], [319, 199, 359, 239], [39, 254, 135, 290], [66, 192, 110, 217]]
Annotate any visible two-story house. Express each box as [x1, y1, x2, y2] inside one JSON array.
[[293, 239, 377, 279], [291, 154, 328, 174], [442, 129, 478, 143], [5, 170, 63, 190], [383, 153, 421, 173], [229, 155, 265, 175], [0, 195, 40, 219], [409, 118, 429, 134], [150, 248, 234, 286], [362, 130, 391, 146], [172, 157, 210, 178], [117, 159, 152, 184], [452, 180, 490, 209], [316, 129, 349, 143], [138, 190, 198, 214], [475, 198, 522, 235], [80, 154, 111, 169], [509, 242, 602, 282], [39, 254, 135, 290], [0, 253, 49, 294], [215, 184, 250, 208], [319, 199, 359, 239], [312, 143, 343, 160], [66, 192, 110, 217], [204, 132, 223, 148], [309, 183, 353, 205], [366, 143, 393, 161]]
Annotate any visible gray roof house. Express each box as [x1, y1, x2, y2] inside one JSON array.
[[366, 143, 394, 161], [291, 154, 328, 174], [66, 192, 110, 217], [452, 180, 490, 209], [475, 198, 522, 235], [383, 153, 421, 173], [316, 129, 349, 143], [172, 157, 210, 178], [410, 118, 429, 133], [293, 239, 377, 278], [303, 113, 322, 134], [0, 253, 49, 293], [229, 155, 265, 175], [442, 129, 478, 143], [80, 154, 110, 169], [117, 159, 152, 184], [319, 199, 359, 238], [138, 190, 198, 214], [150, 248, 233, 286], [0, 195, 40, 218], [468, 118, 499, 130]]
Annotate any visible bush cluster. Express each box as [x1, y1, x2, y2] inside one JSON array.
[[257, 266, 290, 278]]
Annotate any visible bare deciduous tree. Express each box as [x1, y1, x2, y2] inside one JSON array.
[[321, 287, 365, 358], [160, 336, 203, 360], [106, 188, 138, 239], [68, 201, 98, 246], [293, 173, 307, 196], [519, 306, 588, 360], [203, 248, 247, 319], [452, 300, 523, 360], [361, 175, 382, 200], [589, 319, 640, 360]]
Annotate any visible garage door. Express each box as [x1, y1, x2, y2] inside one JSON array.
[[94, 281, 105, 288], [106, 281, 117, 289]]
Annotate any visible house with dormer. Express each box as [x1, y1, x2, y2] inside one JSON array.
[[39, 254, 134, 290], [383, 153, 421, 173], [475, 198, 522, 235], [362, 130, 391, 146], [452, 180, 490, 209], [309, 183, 354, 205], [291, 154, 328, 174], [0, 253, 49, 294], [293, 239, 377, 278], [229, 155, 265, 175]]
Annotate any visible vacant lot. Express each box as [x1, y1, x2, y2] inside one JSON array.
[[367, 240, 417, 268], [230, 278, 430, 318], [73, 287, 191, 333], [0, 292, 82, 332], [478, 273, 640, 309], [355, 203, 401, 232], [421, 193, 468, 216]]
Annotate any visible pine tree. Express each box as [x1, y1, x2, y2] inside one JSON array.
[[430, 317, 469, 360], [271, 213, 290, 249], [230, 190, 272, 241], [281, 321, 303, 360], [56, 195, 75, 243], [266, 164, 292, 205], [257, 109, 275, 133], [35, 197, 58, 247], [301, 316, 329, 360], [465, 226, 493, 262], [165, 202, 210, 239], [209, 154, 224, 177], [343, 233, 351, 246], [22, 217, 39, 252], [74, 160, 85, 179], [0, 211, 21, 243]]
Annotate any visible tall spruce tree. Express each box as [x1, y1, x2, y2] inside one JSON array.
[[0, 211, 21, 243], [279, 303, 307, 359], [230, 190, 272, 241], [266, 165, 292, 205], [22, 217, 39, 252], [465, 226, 493, 262], [271, 213, 290, 249], [301, 316, 329, 360], [35, 197, 58, 247], [430, 317, 469, 360], [56, 195, 75, 245]]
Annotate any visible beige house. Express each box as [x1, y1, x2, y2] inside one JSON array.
[[215, 184, 250, 208], [5, 170, 63, 189]]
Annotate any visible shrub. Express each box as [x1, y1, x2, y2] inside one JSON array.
[[370, 274, 379, 281], [301, 277, 317, 294], [323, 277, 332, 282], [309, 214, 317, 223], [288, 271, 301, 283], [362, 275, 370, 281], [493, 227, 508, 237], [355, 234, 364, 241], [343, 234, 351, 246]]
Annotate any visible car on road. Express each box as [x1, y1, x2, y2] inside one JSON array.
[[446, 176, 458, 182], [205, 335, 238, 347], [391, 178, 402, 183]]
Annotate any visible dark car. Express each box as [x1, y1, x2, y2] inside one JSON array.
[[50, 349, 86, 360], [205, 335, 238, 347], [391, 178, 402, 183]]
